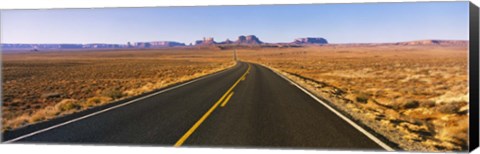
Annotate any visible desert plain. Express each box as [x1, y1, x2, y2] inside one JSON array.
[[240, 43, 469, 151], [2, 42, 470, 151], [2, 49, 234, 131]]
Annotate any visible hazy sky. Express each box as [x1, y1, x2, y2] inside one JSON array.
[[0, 2, 469, 44]]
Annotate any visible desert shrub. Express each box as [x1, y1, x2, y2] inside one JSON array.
[[403, 100, 420, 109], [5, 114, 30, 130], [436, 103, 462, 114], [90, 97, 102, 104], [28, 106, 59, 123], [85, 96, 111, 107], [356, 93, 369, 103], [420, 100, 436, 108], [102, 88, 125, 100], [30, 113, 46, 122], [55, 99, 80, 112], [332, 88, 345, 96]]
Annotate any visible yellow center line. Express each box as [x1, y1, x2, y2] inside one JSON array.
[[220, 92, 234, 107], [174, 64, 251, 147]]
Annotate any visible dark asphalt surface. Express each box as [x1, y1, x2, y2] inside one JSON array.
[[2, 62, 385, 150]]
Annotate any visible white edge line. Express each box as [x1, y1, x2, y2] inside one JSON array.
[[3, 64, 238, 143], [264, 65, 395, 151]]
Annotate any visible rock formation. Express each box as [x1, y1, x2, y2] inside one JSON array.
[[235, 35, 263, 44], [149, 41, 185, 47], [395, 40, 468, 46], [195, 37, 217, 45], [293, 37, 328, 44], [219, 39, 234, 44]]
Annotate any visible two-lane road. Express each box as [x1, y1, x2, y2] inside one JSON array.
[[3, 62, 393, 151]]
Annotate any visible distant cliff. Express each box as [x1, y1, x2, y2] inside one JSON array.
[[195, 35, 263, 46], [195, 37, 217, 45], [136, 41, 186, 48], [235, 35, 263, 44], [394, 40, 468, 46], [1, 41, 185, 51], [3, 37, 468, 51], [293, 37, 328, 44], [1, 44, 86, 50]]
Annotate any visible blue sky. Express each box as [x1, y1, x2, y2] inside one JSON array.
[[0, 2, 469, 44]]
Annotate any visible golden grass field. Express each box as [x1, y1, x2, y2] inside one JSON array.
[[2, 49, 234, 131], [239, 44, 469, 151]]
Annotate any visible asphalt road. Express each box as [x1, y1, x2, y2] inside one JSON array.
[[2, 62, 392, 151]]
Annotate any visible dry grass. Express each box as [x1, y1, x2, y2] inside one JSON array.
[[1, 45, 470, 151], [240, 45, 469, 151], [2, 48, 234, 131]]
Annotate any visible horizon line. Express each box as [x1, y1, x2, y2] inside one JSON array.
[[0, 39, 470, 45]]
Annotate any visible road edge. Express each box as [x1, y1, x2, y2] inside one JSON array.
[[255, 62, 398, 151]]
